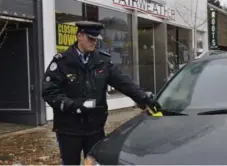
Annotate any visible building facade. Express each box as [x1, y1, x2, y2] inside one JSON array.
[[0, 0, 45, 125], [42, 0, 208, 121], [208, 3, 227, 51]]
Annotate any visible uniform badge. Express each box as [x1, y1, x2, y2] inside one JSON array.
[[67, 74, 76, 82], [49, 62, 57, 71], [46, 76, 51, 82], [54, 53, 62, 59], [60, 101, 64, 112]]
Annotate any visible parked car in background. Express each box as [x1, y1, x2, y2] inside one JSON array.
[[195, 50, 227, 59], [85, 51, 227, 165]]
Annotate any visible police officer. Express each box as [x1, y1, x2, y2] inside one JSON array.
[[42, 20, 161, 165]]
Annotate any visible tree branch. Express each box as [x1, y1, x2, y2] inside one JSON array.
[[196, 18, 208, 28], [194, 0, 198, 28], [171, 36, 188, 49], [0, 20, 8, 37], [178, 1, 196, 14], [175, 7, 193, 28], [0, 32, 7, 49], [0, 20, 8, 49]]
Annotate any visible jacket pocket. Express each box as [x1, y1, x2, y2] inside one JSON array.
[[87, 109, 108, 130], [93, 68, 107, 91]]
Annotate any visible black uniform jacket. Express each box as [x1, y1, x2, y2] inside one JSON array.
[[42, 43, 147, 135]]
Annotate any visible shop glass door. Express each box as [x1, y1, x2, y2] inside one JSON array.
[[138, 17, 156, 93]]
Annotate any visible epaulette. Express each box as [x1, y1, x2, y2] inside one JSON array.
[[99, 50, 111, 57], [53, 53, 64, 60]]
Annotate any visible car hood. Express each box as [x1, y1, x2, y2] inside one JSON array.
[[90, 113, 227, 165]]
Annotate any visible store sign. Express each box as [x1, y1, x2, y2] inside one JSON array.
[[113, 0, 175, 20], [56, 23, 78, 53], [209, 8, 218, 49]]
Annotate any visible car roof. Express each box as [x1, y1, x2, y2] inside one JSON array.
[[193, 52, 227, 62]]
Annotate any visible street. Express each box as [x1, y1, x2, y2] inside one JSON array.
[[0, 108, 142, 165]]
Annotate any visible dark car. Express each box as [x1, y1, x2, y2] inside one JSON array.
[[85, 52, 227, 165]]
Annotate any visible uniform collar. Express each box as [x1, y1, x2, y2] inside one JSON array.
[[76, 47, 89, 56], [74, 42, 102, 65], [76, 48, 90, 63], [64, 43, 103, 69]]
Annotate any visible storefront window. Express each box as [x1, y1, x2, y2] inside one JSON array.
[[98, 7, 133, 94], [55, 0, 84, 53], [138, 17, 155, 92], [167, 25, 178, 77], [83, 5, 133, 95], [196, 31, 204, 56], [167, 26, 190, 77], [178, 28, 190, 65], [55, 1, 133, 95]]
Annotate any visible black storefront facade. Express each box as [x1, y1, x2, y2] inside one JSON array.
[[0, 0, 46, 126]]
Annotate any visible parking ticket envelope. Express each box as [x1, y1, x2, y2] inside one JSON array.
[[83, 99, 96, 108]]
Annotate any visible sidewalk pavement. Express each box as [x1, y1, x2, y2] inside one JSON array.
[[0, 108, 142, 165]]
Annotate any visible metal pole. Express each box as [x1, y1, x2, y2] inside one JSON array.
[[132, 10, 139, 85], [34, 0, 47, 125], [163, 18, 168, 81], [152, 24, 156, 95]]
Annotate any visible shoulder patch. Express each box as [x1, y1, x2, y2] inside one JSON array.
[[49, 62, 58, 71], [99, 50, 111, 57]]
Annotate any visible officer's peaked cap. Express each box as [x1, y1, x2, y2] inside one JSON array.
[[76, 21, 105, 40]]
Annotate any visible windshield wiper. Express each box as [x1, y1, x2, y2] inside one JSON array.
[[198, 109, 227, 115], [160, 109, 188, 116]]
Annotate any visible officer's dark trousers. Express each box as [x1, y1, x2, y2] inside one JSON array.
[[56, 130, 105, 165]]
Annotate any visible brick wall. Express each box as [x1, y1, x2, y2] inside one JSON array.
[[217, 12, 227, 47]]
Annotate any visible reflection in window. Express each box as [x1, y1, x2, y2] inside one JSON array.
[[97, 7, 133, 94], [98, 8, 133, 76], [167, 26, 190, 79], [158, 59, 227, 112], [178, 28, 190, 64], [158, 62, 208, 110], [167, 25, 177, 76], [55, 0, 82, 16], [196, 31, 204, 56]]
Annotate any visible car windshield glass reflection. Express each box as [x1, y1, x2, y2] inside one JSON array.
[[157, 59, 227, 113]]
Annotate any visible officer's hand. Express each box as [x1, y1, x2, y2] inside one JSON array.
[[144, 98, 161, 115], [69, 98, 87, 114]]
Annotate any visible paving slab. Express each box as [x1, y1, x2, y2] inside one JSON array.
[[0, 108, 142, 165]]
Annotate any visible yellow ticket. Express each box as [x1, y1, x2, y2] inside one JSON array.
[[147, 107, 163, 117]]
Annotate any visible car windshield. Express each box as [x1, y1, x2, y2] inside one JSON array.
[[157, 58, 227, 114]]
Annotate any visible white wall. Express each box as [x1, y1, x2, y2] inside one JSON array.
[[167, 0, 208, 31], [82, 0, 208, 31], [42, 0, 57, 121], [42, 0, 56, 69]]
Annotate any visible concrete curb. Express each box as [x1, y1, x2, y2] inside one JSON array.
[[0, 127, 47, 139], [0, 107, 141, 139]]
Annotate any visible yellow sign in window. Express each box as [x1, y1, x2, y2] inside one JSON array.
[[56, 23, 78, 53]]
